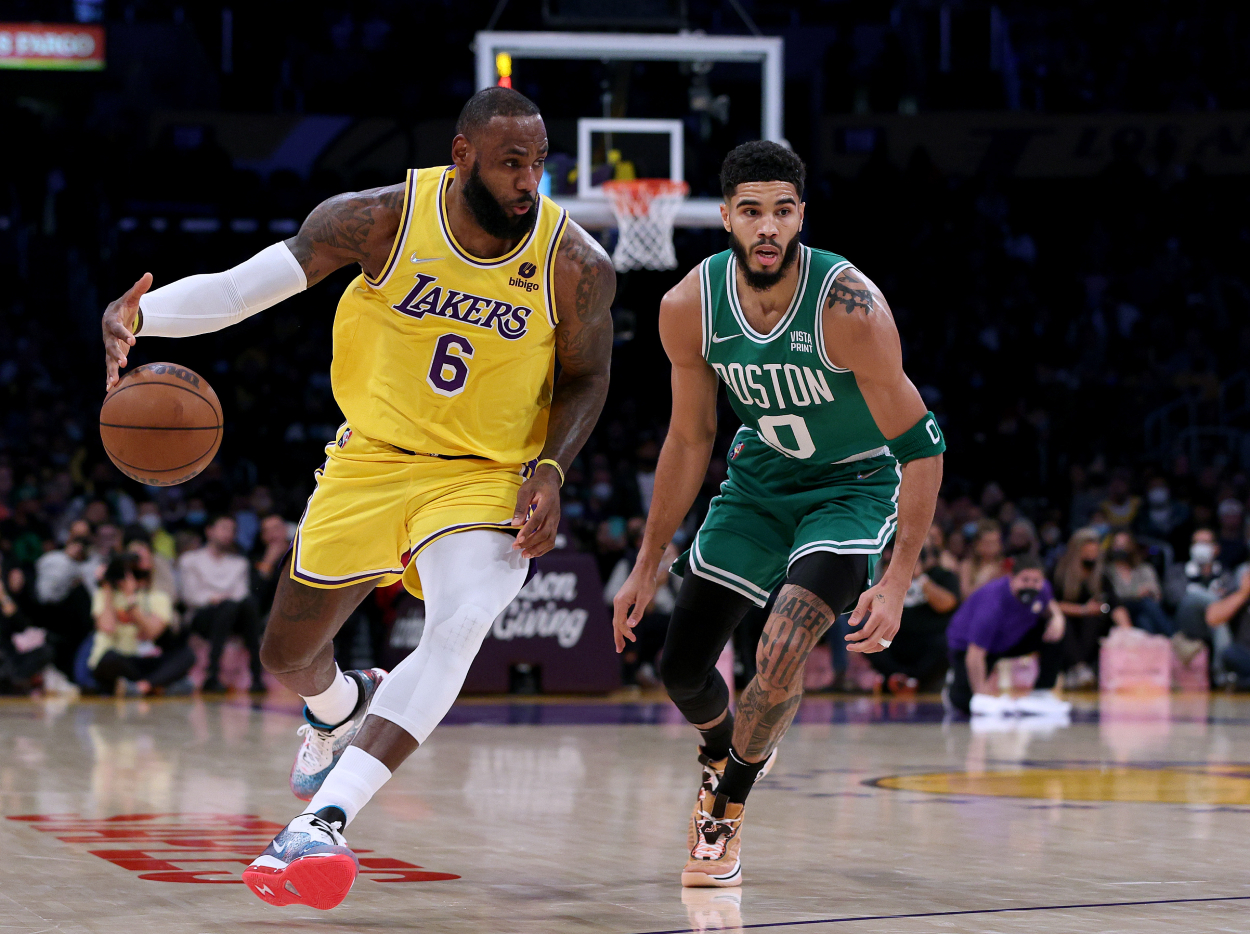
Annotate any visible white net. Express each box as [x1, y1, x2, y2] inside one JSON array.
[[602, 179, 690, 272]]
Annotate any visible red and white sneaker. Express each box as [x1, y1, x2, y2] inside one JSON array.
[[243, 807, 358, 910], [290, 668, 386, 801]]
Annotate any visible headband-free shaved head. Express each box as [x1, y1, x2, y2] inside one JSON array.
[[455, 87, 542, 142]]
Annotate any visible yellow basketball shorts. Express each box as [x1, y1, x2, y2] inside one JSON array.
[[291, 425, 532, 599]]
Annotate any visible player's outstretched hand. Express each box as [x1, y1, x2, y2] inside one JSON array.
[[511, 464, 561, 559], [102, 273, 152, 392], [845, 581, 904, 654], [610, 562, 657, 653]]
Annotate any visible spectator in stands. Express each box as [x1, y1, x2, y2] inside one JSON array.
[[178, 515, 264, 693], [1212, 565, 1250, 688], [1004, 517, 1040, 560], [34, 523, 94, 677], [1137, 477, 1188, 548], [135, 501, 176, 560], [1101, 469, 1141, 533], [89, 553, 194, 696], [82, 521, 122, 595], [870, 526, 960, 695], [1216, 499, 1248, 570], [252, 513, 293, 618], [959, 520, 1008, 598], [124, 528, 176, 603], [1166, 528, 1240, 680], [1053, 528, 1115, 687], [1105, 530, 1172, 636], [945, 555, 1068, 716], [0, 562, 55, 694]]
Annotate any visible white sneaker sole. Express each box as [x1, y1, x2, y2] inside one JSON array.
[[681, 859, 742, 888]]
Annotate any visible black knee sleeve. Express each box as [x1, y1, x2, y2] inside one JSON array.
[[660, 573, 756, 725], [785, 552, 871, 615]]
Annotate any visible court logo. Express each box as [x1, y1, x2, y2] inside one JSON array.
[[8, 814, 460, 885]]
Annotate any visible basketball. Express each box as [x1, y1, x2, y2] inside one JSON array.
[[99, 363, 223, 486]]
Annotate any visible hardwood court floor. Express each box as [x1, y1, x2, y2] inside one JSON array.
[[2, 690, 1250, 933]]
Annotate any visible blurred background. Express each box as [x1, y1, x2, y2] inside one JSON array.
[[2, 0, 1249, 698]]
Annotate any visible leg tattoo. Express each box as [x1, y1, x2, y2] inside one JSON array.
[[732, 585, 834, 761]]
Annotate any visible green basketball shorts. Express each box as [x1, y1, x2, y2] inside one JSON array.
[[673, 429, 900, 606]]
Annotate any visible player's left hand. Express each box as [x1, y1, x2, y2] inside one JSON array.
[[845, 580, 904, 654], [511, 465, 561, 559]]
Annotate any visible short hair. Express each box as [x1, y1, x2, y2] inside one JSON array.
[[1012, 554, 1045, 576], [719, 140, 806, 201], [455, 87, 541, 141]]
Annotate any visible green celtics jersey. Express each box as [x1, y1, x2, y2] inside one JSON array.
[[699, 245, 889, 465]]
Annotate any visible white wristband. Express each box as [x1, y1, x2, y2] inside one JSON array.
[[137, 241, 307, 338]]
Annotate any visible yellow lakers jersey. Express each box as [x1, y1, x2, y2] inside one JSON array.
[[331, 166, 569, 464]]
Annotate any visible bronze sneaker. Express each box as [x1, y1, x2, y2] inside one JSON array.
[[683, 791, 746, 887], [685, 748, 776, 852]]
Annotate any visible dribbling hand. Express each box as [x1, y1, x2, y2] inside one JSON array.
[[511, 464, 561, 559], [102, 273, 152, 392]]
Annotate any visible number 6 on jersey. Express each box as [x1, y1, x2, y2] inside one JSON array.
[[427, 333, 474, 396]]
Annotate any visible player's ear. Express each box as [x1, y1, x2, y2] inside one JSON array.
[[720, 201, 732, 233], [798, 200, 805, 231], [451, 133, 473, 169]]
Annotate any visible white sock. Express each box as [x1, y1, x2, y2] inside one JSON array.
[[306, 746, 392, 825], [301, 665, 360, 726]]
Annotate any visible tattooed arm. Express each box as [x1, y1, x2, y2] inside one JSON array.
[[101, 183, 405, 388], [610, 267, 720, 651], [511, 222, 616, 559], [822, 267, 943, 654], [282, 183, 407, 285]]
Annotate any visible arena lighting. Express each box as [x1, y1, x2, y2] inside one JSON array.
[[0, 23, 104, 70], [496, 51, 512, 88]]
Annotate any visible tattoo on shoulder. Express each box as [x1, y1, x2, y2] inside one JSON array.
[[290, 183, 404, 280], [826, 269, 874, 316], [554, 227, 616, 370]]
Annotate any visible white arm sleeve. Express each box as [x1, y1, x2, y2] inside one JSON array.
[[136, 241, 307, 338]]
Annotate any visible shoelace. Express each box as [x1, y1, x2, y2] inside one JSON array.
[[295, 723, 338, 772], [691, 807, 741, 860]]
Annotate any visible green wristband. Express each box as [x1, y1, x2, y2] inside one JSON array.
[[888, 411, 946, 463]]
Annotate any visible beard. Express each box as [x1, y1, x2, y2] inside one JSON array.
[[728, 231, 801, 291], [462, 161, 538, 241]]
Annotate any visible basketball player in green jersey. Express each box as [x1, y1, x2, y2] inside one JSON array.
[[612, 141, 946, 887]]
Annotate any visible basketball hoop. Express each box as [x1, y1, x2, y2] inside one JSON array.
[[602, 179, 690, 272]]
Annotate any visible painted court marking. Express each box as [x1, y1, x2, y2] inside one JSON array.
[[631, 894, 1250, 934]]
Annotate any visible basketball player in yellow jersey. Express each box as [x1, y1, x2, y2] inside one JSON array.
[[100, 88, 615, 910]]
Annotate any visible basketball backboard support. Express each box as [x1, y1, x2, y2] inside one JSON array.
[[474, 31, 785, 230]]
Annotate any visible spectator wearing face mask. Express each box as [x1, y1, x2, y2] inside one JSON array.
[[135, 501, 176, 560], [1053, 528, 1118, 686], [1165, 528, 1240, 680], [869, 526, 961, 695], [959, 520, 1009, 598], [89, 553, 194, 696], [945, 555, 1069, 716], [1136, 478, 1189, 550], [1104, 531, 1172, 636]]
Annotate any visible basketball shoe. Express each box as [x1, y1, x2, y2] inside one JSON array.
[[290, 668, 386, 801], [683, 792, 747, 887], [243, 807, 358, 910], [686, 747, 776, 852]]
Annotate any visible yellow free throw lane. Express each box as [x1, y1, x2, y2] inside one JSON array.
[[872, 766, 1250, 804]]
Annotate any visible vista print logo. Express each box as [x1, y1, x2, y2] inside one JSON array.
[[492, 572, 587, 648]]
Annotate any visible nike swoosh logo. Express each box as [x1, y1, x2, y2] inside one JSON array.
[[856, 466, 884, 480], [271, 839, 289, 857], [410, 254, 443, 265], [711, 332, 741, 343]]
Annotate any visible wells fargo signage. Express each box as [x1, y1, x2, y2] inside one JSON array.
[[0, 23, 105, 70]]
